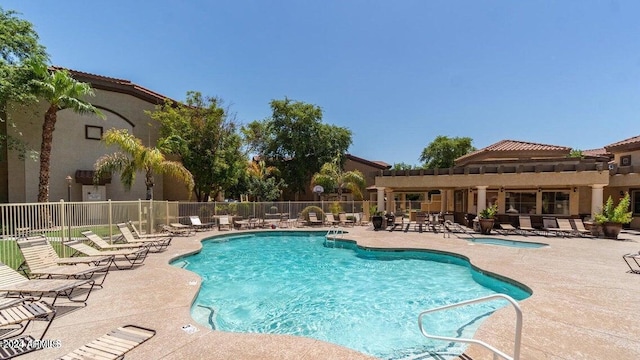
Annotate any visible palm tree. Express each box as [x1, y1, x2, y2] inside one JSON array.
[[94, 129, 194, 200], [31, 63, 104, 202], [311, 157, 366, 200]]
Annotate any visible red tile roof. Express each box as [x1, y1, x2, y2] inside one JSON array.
[[604, 135, 640, 151], [455, 139, 572, 165], [582, 148, 609, 157], [50, 66, 172, 105], [345, 154, 391, 169]]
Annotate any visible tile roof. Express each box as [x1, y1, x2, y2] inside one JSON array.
[[345, 154, 391, 169], [582, 148, 609, 157], [604, 135, 640, 151], [50, 66, 172, 105], [455, 139, 572, 165]]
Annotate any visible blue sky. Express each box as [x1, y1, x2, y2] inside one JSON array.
[[4, 1, 640, 165]]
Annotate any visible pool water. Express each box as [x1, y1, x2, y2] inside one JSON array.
[[174, 232, 530, 359], [467, 237, 548, 248]]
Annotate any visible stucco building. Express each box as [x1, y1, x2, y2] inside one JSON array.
[[0, 68, 186, 203], [374, 138, 640, 229]]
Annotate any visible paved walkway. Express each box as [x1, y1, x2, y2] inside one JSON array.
[[17, 225, 640, 359]]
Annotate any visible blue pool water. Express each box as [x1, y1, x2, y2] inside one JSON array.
[[173, 232, 530, 359], [467, 237, 548, 248]]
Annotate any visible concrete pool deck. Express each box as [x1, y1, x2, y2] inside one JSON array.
[[17, 225, 640, 359]]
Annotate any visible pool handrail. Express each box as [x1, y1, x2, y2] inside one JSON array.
[[325, 226, 344, 247], [418, 293, 522, 360]]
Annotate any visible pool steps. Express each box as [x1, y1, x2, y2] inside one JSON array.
[[324, 226, 345, 247], [418, 293, 522, 360]]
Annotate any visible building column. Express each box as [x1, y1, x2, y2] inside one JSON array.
[[440, 189, 447, 213], [386, 189, 395, 213], [591, 184, 606, 218], [476, 186, 488, 214], [376, 187, 385, 214]]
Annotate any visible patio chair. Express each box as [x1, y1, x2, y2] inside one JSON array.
[[556, 218, 578, 237], [16, 237, 111, 287], [623, 251, 640, 274], [115, 223, 171, 252], [13, 235, 112, 268], [497, 223, 519, 235], [0, 261, 96, 307], [218, 216, 232, 231], [325, 213, 339, 226], [161, 223, 196, 237], [570, 218, 593, 237], [189, 216, 215, 231], [127, 221, 170, 239], [81, 230, 149, 251], [518, 216, 539, 236], [0, 298, 57, 359], [307, 212, 323, 226], [66, 240, 149, 270], [408, 212, 427, 233], [55, 324, 156, 360], [339, 212, 355, 227], [542, 217, 567, 237], [387, 214, 404, 231]]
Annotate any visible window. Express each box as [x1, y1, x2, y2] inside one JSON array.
[[632, 190, 640, 215], [85, 125, 103, 140], [621, 155, 631, 166], [505, 192, 536, 214], [542, 191, 570, 215]]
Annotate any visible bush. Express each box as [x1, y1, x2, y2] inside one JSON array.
[[329, 202, 343, 215], [300, 206, 325, 221], [595, 192, 632, 224]]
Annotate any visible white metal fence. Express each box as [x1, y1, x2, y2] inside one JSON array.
[[0, 199, 370, 270]]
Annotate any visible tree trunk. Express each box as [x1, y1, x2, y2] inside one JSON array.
[[145, 170, 154, 200], [38, 106, 58, 202]]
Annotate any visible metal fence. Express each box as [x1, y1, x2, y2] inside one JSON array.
[[0, 199, 371, 270]]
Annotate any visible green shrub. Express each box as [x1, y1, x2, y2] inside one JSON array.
[[329, 202, 343, 215], [301, 206, 325, 221], [595, 192, 632, 224]]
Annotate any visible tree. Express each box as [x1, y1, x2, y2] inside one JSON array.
[[93, 129, 194, 200], [148, 91, 246, 202], [246, 160, 286, 201], [569, 149, 584, 158], [311, 156, 366, 200], [30, 63, 104, 202], [243, 98, 352, 198], [0, 7, 48, 158], [419, 136, 476, 169], [392, 162, 419, 170]]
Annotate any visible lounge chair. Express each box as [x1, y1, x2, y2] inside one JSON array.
[[339, 212, 355, 227], [115, 223, 171, 252], [410, 212, 427, 233], [161, 223, 196, 236], [556, 218, 578, 237], [570, 219, 592, 237], [307, 212, 323, 226], [14, 235, 112, 268], [0, 298, 57, 359], [497, 223, 519, 235], [55, 324, 156, 360], [324, 213, 339, 226], [127, 221, 170, 239], [66, 240, 149, 270], [189, 216, 215, 231], [16, 236, 111, 287], [623, 251, 640, 274], [218, 216, 232, 231], [387, 214, 404, 231], [0, 261, 96, 307], [518, 216, 539, 236], [81, 230, 149, 251], [542, 217, 569, 237]]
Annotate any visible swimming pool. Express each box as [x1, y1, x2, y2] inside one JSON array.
[[173, 231, 530, 359], [467, 237, 548, 248]]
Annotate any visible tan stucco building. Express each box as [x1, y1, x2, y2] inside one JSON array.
[[374, 138, 640, 229], [0, 68, 187, 203]]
